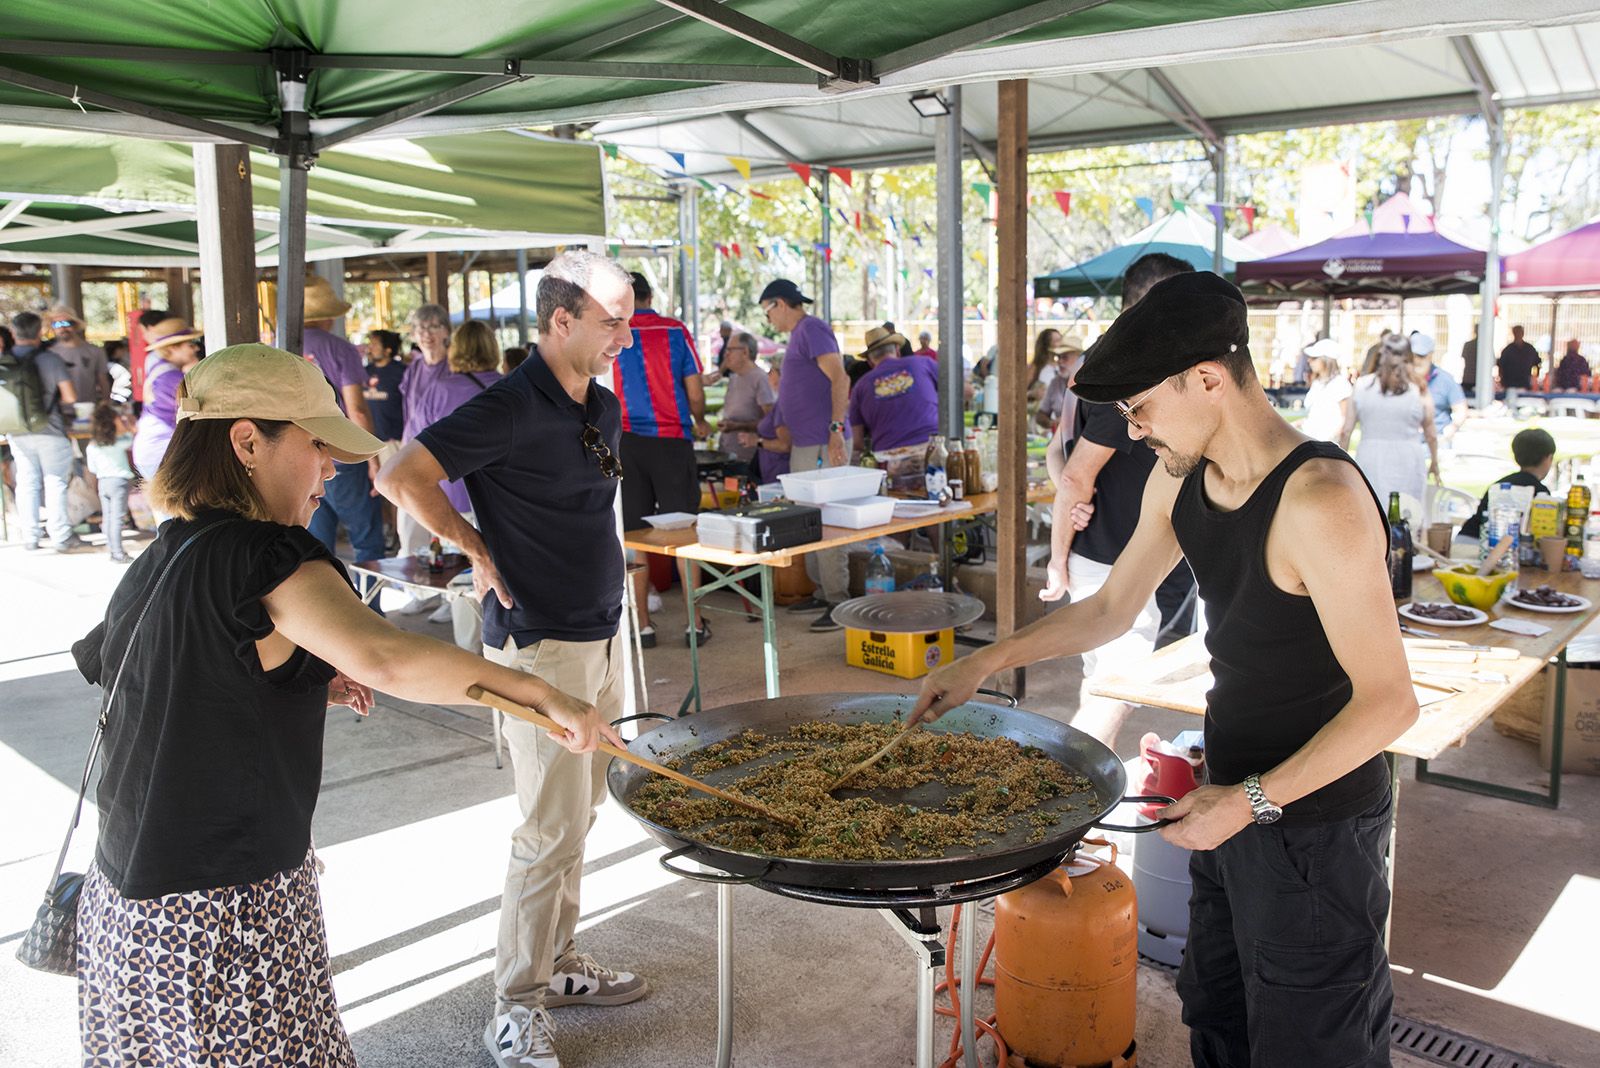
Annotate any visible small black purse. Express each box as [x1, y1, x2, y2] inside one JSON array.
[[15, 520, 232, 975]]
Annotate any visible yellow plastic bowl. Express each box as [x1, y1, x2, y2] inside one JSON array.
[[1438, 566, 1516, 610]]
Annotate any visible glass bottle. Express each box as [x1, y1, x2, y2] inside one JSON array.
[[1387, 492, 1413, 600]]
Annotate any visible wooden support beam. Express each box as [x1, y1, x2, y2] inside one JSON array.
[[192, 144, 259, 348], [164, 267, 193, 323], [995, 79, 1030, 696], [427, 251, 450, 317], [49, 264, 83, 314]]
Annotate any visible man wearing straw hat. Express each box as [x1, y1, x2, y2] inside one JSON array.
[[300, 271, 385, 568]]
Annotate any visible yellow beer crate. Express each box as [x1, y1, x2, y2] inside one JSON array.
[[846, 627, 954, 680]]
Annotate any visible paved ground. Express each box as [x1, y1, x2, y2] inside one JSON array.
[[1, 528, 1595, 1067]]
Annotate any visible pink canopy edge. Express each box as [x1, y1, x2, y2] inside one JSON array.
[[1502, 218, 1600, 294]]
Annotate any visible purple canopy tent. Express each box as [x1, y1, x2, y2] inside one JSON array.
[[1502, 219, 1600, 294], [1237, 194, 1485, 296]]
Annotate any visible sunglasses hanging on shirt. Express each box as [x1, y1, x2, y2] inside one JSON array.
[[581, 424, 623, 479]]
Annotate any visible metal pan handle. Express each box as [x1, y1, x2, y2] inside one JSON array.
[[975, 687, 1018, 708], [658, 845, 773, 885], [610, 712, 674, 730], [1093, 794, 1177, 833]]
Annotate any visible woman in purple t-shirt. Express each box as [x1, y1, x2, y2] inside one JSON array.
[[132, 318, 203, 480]]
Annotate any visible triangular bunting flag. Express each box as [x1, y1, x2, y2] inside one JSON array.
[[1134, 196, 1154, 221], [787, 162, 812, 185], [731, 242, 741, 258], [837, 208, 850, 227], [1053, 191, 1072, 217], [853, 212, 862, 232], [883, 174, 902, 193], [696, 177, 715, 192], [1171, 197, 1188, 213], [668, 151, 687, 172], [867, 264, 879, 280], [1400, 213, 1411, 233], [923, 268, 935, 279], [1240, 205, 1256, 232], [831, 167, 854, 187], [607, 242, 621, 257], [750, 189, 772, 200], [600, 142, 620, 160], [1206, 203, 1225, 226], [899, 267, 909, 280], [728, 156, 752, 181], [1364, 207, 1375, 234], [972, 181, 992, 208]]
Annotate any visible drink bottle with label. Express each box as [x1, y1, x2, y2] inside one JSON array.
[[1387, 492, 1413, 599]]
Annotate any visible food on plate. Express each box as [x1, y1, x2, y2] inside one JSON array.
[[1511, 585, 1584, 608], [1406, 602, 1479, 622], [628, 721, 1094, 860]]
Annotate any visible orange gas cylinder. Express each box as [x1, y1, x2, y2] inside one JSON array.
[[993, 842, 1138, 1067]]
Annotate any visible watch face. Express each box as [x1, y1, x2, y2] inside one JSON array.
[[1254, 806, 1284, 825]]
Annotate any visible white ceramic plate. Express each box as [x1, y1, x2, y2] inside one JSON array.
[[1506, 591, 1592, 614], [1412, 556, 1434, 572], [1399, 602, 1488, 627], [642, 512, 698, 531]]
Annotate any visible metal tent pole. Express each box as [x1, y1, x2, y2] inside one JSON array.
[[685, 185, 701, 342], [935, 85, 964, 443], [1476, 112, 1506, 408], [820, 173, 833, 323], [677, 190, 691, 323], [515, 249, 530, 346], [275, 53, 312, 355], [1211, 140, 1227, 274]]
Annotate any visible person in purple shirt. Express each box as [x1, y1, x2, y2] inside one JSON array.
[[760, 278, 852, 632], [848, 325, 938, 455], [132, 317, 202, 484], [419, 321, 504, 514], [300, 274, 385, 568]]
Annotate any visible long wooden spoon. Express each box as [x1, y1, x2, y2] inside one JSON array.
[[467, 686, 801, 828], [828, 720, 920, 792]]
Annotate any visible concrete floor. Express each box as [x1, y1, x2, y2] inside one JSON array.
[[1, 533, 1596, 1067]]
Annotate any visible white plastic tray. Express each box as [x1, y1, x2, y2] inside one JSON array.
[[777, 466, 886, 504], [820, 495, 897, 529]]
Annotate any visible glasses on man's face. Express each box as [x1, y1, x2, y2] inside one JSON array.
[[51, 320, 73, 330], [1113, 382, 1164, 430], [581, 424, 623, 480]]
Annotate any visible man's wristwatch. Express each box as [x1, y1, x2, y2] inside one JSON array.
[[1242, 774, 1284, 825], [828, 420, 845, 435]]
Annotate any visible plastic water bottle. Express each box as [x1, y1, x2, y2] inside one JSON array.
[[924, 561, 944, 593], [865, 547, 896, 594], [1582, 508, 1600, 579], [1481, 482, 1520, 577]]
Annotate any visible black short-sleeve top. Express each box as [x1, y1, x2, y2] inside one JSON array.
[[72, 511, 347, 899]]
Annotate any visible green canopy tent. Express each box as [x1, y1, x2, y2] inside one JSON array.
[[1, 0, 1591, 349], [0, 126, 606, 267]]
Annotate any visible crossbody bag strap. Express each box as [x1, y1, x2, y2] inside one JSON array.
[[43, 517, 239, 892]]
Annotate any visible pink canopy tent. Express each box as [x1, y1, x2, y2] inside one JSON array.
[[1502, 219, 1600, 294]]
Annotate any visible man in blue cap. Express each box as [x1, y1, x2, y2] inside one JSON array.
[[914, 272, 1417, 1068], [759, 278, 852, 632]]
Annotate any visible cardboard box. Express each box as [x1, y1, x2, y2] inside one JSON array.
[[846, 626, 954, 679], [1542, 662, 1600, 776], [1497, 664, 1600, 775]]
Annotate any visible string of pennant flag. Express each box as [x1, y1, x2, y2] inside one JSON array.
[[601, 140, 1276, 273]]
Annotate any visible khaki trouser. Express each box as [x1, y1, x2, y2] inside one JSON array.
[[788, 442, 850, 603], [485, 633, 623, 1013]]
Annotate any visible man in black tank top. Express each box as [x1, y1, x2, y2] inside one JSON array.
[[915, 272, 1417, 1068]]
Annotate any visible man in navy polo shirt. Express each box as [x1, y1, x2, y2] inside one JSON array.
[[378, 251, 647, 1068]]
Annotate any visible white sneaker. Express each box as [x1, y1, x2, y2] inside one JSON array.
[[427, 600, 454, 624], [545, 951, 650, 1007], [484, 1006, 560, 1068], [646, 589, 662, 613], [398, 593, 442, 616]]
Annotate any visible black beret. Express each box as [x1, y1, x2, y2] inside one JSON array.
[[1071, 271, 1249, 403]]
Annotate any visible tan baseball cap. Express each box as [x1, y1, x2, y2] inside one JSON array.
[[175, 343, 383, 463]]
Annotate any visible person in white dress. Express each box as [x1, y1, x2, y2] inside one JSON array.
[[1340, 336, 1438, 511], [1300, 338, 1352, 442]]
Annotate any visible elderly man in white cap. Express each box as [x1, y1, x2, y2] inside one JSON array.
[[1410, 331, 1468, 446]]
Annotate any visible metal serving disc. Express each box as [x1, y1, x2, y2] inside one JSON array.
[[831, 591, 986, 633]]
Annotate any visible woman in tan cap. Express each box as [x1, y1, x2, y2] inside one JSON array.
[[67, 344, 619, 1067], [130, 316, 202, 481]]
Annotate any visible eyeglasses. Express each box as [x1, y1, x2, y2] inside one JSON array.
[[1113, 382, 1164, 430], [581, 424, 623, 479], [51, 320, 74, 329]]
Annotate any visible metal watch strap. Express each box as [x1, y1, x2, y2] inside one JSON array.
[[1243, 773, 1281, 822]]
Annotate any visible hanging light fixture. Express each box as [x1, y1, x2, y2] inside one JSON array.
[[909, 90, 951, 118]]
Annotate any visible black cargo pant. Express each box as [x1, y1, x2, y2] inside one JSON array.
[[1177, 791, 1394, 1068]]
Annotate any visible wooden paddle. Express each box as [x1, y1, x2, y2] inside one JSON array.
[[466, 686, 802, 828], [828, 720, 920, 792]]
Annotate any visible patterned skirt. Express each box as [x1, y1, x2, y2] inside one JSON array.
[[77, 850, 357, 1067]]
